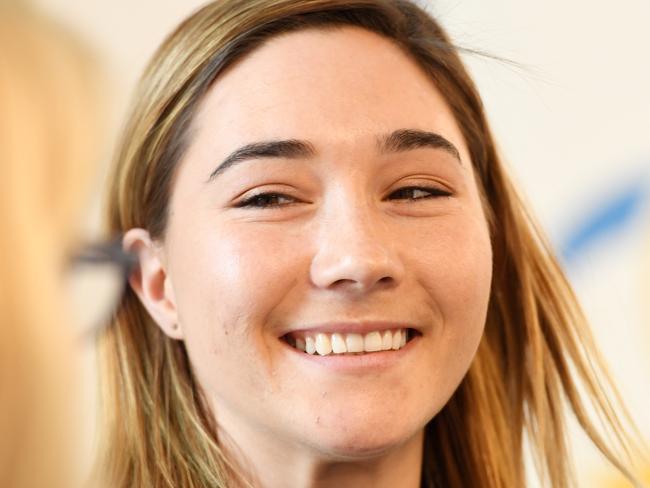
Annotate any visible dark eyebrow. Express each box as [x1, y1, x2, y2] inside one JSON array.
[[377, 128, 461, 162], [207, 139, 316, 182], [206, 128, 460, 182]]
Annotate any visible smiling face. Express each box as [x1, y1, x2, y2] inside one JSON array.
[[131, 26, 492, 464]]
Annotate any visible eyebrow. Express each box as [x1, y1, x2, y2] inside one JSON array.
[[206, 128, 461, 182]]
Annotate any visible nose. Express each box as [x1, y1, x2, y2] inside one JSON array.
[[309, 201, 405, 295]]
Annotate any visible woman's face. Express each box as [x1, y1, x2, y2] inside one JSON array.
[[141, 27, 492, 460]]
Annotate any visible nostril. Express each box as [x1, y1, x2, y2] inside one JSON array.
[[375, 276, 397, 290], [330, 276, 394, 293], [328, 278, 359, 291]]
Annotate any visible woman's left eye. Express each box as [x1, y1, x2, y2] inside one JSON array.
[[388, 186, 452, 201], [235, 192, 297, 209]]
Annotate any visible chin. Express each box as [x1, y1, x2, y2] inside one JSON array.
[[305, 417, 423, 462]]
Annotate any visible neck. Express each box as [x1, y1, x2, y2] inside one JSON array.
[[217, 416, 424, 488], [300, 433, 424, 488]]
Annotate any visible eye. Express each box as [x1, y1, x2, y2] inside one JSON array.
[[388, 186, 452, 201], [235, 192, 297, 209]]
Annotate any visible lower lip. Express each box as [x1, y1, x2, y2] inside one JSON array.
[[280, 333, 420, 373]]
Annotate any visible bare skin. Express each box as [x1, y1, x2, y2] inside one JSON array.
[[127, 27, 492, 487], [215, 417, 424, 488]]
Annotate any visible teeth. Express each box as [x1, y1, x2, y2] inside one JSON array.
[[305, 336, 316, 355], [315, 333, 332, 356], [391, 330, 401, 350], [331, 333, 347, 354], [381, 330, 393, 351], [296, 337, 306, 352], [364, 331, 382, 352], [345, 333, 364, 353], [287, 329, 412, 356]]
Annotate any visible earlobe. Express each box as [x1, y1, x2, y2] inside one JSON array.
[[123, 228, 184, 340]]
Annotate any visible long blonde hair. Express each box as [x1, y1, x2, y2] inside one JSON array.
[[98, 1, 644, 486], [0, 3, 101, 488]]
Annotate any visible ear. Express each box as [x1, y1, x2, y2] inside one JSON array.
[[123, 228, 183, 340]]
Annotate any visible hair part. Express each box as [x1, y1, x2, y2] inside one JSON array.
[[99, 1, 644, 487]]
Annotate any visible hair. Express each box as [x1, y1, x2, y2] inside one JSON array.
[[0, 3, 101, 488], [97, 1, 644, 486]]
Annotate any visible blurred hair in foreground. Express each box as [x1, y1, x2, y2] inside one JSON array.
[[0, 3, 102, 487]]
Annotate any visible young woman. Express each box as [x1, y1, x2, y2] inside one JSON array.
[[97, 1, 643, 486]]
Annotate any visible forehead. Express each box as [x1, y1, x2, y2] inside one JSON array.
[[189, 26, 468, 166], [175, 26, 471, 190]]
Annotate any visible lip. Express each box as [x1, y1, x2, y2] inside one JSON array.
[[277, 320, 422, 338]]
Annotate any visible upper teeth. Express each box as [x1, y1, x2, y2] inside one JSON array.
[[290, 329, 409, 356]]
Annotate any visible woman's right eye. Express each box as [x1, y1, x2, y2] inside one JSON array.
[[235, 192, 298, 209], [388, 186, 453, 201]]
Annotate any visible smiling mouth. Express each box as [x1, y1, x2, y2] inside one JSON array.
[[282, 328, 418, 356]]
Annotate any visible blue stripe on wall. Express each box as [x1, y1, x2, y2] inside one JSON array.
[[560, 177, 648, 263]]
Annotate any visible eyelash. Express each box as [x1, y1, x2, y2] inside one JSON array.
[[235, 186, 452, 209]]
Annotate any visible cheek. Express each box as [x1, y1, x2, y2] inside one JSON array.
[[402, 211, 491, 409], [168, 222, 306, 383], [214, 222, 308, 307], [173, 224, 302, 326], [413, 210, 492, 341]]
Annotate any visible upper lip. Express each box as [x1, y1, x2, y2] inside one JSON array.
[[278, 320, 421, 337]]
